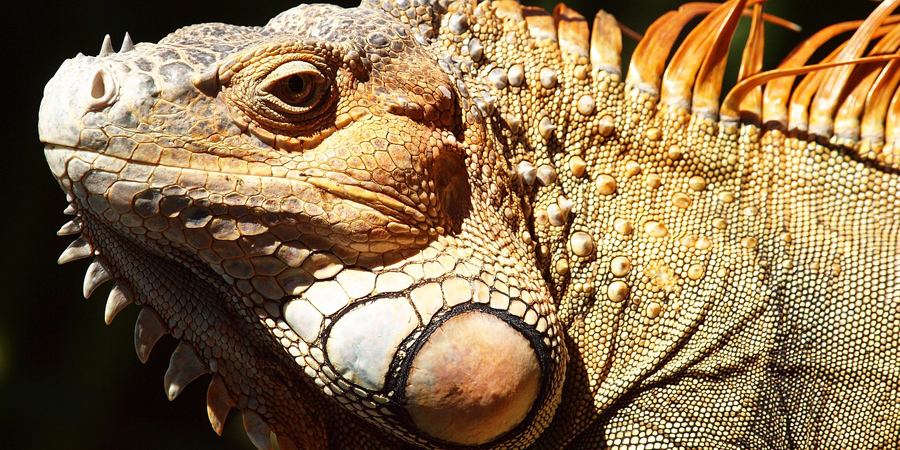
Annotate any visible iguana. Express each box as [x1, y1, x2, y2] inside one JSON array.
[[37, 0, 900, 448]]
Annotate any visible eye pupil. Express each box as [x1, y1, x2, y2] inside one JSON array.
[[287, 75, 306, 95]]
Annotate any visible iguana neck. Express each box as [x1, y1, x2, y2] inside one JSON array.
[[430, 1, 759, 314], [429, 3, 775, 445]]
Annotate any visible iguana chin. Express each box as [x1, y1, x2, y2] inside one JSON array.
[[37, 0, 900, 448]]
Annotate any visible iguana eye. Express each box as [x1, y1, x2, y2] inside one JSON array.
[[258, 60, 326, 113], [221, 48, 339, 139], [285, 75, 309, 100]]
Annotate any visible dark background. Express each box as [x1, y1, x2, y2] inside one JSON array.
[[2, 1, 876, 449]]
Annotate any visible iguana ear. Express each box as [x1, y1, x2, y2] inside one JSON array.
[[358, 0, 449, 43]]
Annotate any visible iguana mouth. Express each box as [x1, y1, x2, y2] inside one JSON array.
[[44, 140, 430, 240]]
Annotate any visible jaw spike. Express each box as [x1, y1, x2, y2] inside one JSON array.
[[164, 342, 209, 401], [207, 375, 234, 436], [57, 219, 82, 236], [808, 0, 900, 137], [63, 204, 77, 215], [590, 10, 623, 76], [104, 282, 134, 325], [121, 32, 134, 52], [691, 0, 749, 117], [242, 409, 274, 450], [275, 434, 300, 450], [99, 34, 114, 57], [134, 307, 167, 364], [83, 258, 113, 299], [58, 237, 93, 264], [517, 161, 537, 185]]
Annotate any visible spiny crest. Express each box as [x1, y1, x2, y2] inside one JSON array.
[[625, 0, 900, 169]]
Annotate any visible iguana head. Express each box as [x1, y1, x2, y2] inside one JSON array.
[[39, 2, 565, 449]]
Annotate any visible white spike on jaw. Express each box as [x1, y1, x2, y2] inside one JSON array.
[[164, 342, 209, 401], [275, 434, 300, 450], [58, 237, 93, 264], [105, 282, 134, 325], [207, 375, 234, 436], [83, 258, 113, 298], [57, 219, 82, 236], [242, 409, 274, 450], [121, 33, 134, 52], [134, 307, 166, 363], [99, 34, 114, 57], [63, 204, 77, 215]]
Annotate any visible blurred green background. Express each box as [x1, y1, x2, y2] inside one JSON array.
[[2, 0, 877, 448]]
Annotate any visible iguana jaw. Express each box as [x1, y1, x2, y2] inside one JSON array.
[[45, 141, 336, 449], [43, 133, 566, 449]]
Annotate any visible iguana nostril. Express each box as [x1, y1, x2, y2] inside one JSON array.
[[87, 66, 117, 110], [90, 71, 106, 99]]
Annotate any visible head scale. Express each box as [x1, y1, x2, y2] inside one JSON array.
[[39, 1, 567, 448]]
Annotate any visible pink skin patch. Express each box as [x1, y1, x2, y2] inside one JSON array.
[[404, 310, 541, 446]]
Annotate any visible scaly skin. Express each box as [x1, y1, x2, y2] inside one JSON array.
[[39, 0, 900, 449]]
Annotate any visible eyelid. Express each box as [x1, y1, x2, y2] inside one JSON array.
[[259, 60, 325, 92], [220, 47, 338, 138]]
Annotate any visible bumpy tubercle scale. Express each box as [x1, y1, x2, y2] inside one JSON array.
[[39, 0, 900, 449]]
